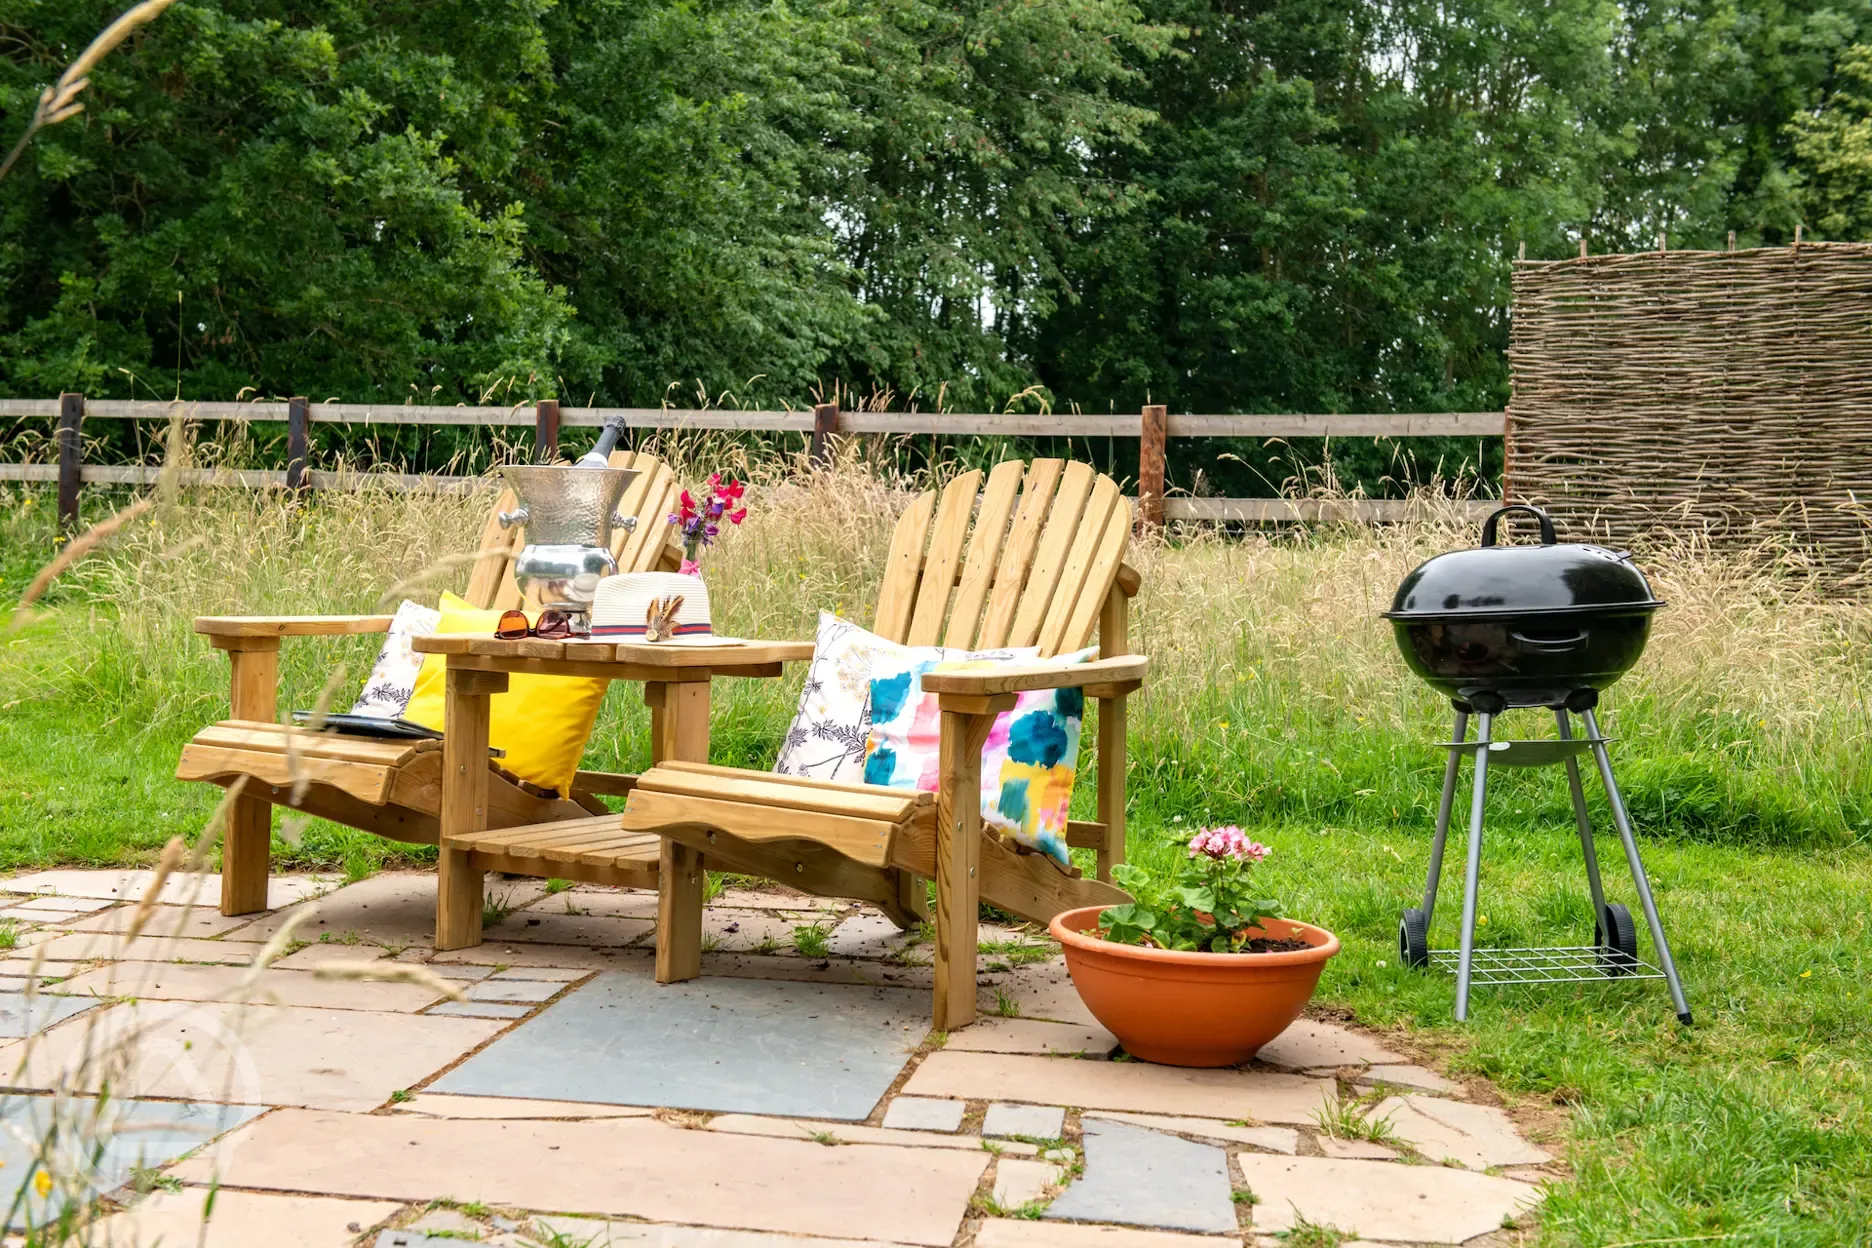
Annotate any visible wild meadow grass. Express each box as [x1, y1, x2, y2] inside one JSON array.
[[2, 450, 1871, 1243]]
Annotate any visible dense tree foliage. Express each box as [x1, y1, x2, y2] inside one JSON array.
[[3, 0, 1872, 447]]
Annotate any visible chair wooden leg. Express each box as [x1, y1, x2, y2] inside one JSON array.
[[653, 679, 710, 984], [220, 643, 279, 916], [1095, 694, 1128, 884], [934, 705, 1000, 1030], [436, 666, 505, 950]]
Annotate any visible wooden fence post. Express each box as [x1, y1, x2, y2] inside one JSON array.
[[810, 402, 838, 466], [56, 391, 84, 540], [1138, 404, 1167, 531], [535, 398, 562, 463], [286, 395, 310, 493]]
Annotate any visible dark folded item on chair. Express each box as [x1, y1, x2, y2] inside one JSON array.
[[289, 712, 442, 741]]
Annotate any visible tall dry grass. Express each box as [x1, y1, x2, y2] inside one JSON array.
[[4, 440, 1869, 851]]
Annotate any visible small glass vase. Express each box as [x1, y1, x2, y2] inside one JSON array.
[[681, 535, 703, 577]]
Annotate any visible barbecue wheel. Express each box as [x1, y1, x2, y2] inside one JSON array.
[[1399, 907, 1431, 970], [1595, 902, 1638, 976]]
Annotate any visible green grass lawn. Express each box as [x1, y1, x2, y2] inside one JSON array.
[[3, 481, 1870, 1244]]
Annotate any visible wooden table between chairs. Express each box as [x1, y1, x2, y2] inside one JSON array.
[[410, 634, 812, 983]]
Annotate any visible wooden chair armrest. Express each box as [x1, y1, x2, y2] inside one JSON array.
[[196, 615, 395, 641], [919, 655, 1149, 698]]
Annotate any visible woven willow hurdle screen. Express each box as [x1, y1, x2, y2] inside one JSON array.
[[1506, 243, 1872, 583]]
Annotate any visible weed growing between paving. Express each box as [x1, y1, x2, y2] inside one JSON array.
[[3, 452, 1872, 1242]]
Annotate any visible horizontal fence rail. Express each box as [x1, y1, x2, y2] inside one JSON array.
[[1, 393, 1505, 534]]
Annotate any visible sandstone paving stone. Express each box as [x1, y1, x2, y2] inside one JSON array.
[[944, 1017, 1118, 1056], [432, 943, 651, 972], [521, 1214, 922, 1248], [272, 942, 393, 971], [881, 1097, 967, 1132], [706, 1113, 1031, 1153], [1084, 1111, 1298, 1154], [827, 913, 922, 959], [485, 910, 654, 948], [94, 1189, 403, 1247], [1317, 1137, 1398, 1160], [633, 909, 806, 954], [1237, 1154, 1541, 1241], [1362, 1064, 1460, 1095], [390, 1093, 655, 1119], [170, 1108, 989, 1247], [0, 991, 97, 1037], [1043, 1118, 1235, 1234], [975, 1222, 1240, 1248], [904, 1052, 1336, 1125], [5, 999, 503, 1112], [1371, 1094, 1551, 1170], [433, 972, 923, 1120], [26, 932, 268, 965], [469, 978, 566, 1004], [994, 1158, 1064, 1209], [983, 1103, 1067, 1140], [421, 962, 497, 980], [1254, 1019, 1402, 1071], [409, 1207, 488, 1236], [428, 1000, 533, 1020], [60, 902, 257, 939], [7, 895, 115, 914], [987, 959, 1100, 1027], [538, 886, 661, 919], [228, 872, 537, 947], [490, 966, 588, 982], [48, 961, 446, 1013], [2, 869, 336, 909], [0, 959, 85, 981], [713, 887, 844, 913]]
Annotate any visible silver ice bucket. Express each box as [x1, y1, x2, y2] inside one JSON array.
[[497, 464, 640, 623]]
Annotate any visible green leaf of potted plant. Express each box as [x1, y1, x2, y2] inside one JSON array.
[[1049, 827, 1340, 1067]]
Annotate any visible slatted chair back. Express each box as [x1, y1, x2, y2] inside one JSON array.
[[461, 450, 682, 611], [871, 459, 1131, 657]]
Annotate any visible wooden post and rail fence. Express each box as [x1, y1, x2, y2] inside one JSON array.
[[0, 394, 1505, 537]]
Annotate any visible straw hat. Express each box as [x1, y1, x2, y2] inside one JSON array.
[[590, 572, 729, 645]]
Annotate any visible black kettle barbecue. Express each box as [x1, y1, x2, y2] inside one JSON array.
[[1383, 504, 1663, 712], [1384, 504, 1691, 1025]]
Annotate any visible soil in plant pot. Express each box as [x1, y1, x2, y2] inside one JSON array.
[[1239, 937, 1312, 953]]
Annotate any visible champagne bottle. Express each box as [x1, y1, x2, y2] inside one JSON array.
[[573, 416, 629, 468]]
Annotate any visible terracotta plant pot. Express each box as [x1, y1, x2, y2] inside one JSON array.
[[1049, 907, 1341, 1068]]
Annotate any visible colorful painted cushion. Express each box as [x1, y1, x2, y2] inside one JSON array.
[[773, 612, 1034, 783], [349, 599, 441, 719], [863, 646, 1096, 867]]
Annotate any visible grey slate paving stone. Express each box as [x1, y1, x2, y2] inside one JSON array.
[[0, 1097, 264, 1229], [429, 1000, 534, 1020], [983, 1102, 1067, 1140], [881, 1096, 968, 1132], [1043, 1117, 1236, 1234], [433, 970, 924, 1121], [0, 991, 98, 1038], [422, 964, 495, 981], [469, 979, 565, 1004], [489, 967, 587, 982]]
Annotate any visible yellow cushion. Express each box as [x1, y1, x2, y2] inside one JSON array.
[[403, 593, 609, 795]]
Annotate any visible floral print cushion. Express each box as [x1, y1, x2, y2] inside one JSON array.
[[348, 600, 441, 719], [774, 612, 1034, 783], [863, 646, 1096, 867]]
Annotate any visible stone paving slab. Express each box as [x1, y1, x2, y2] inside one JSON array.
[[944, 1017, 1118, 1056], [271, 942, 393, 971], [390, 1093, 656, 1119], [485, 910, 655, 948], [5, 894, 116, 914], [58, 904, 256, 941], [229, 872, 533, 947], [0, 991, 97, 1037], [1317, 1136, 1398, 1160], [0, 1096, 264, 1229], [431, 943, 648, 972], [171, 1109, 989, 1246], [2, 870, 336, 909], [1254, 1019, 1403, 1070], [93, 1189, 401, 1247], [522, 1214, 922, 1248], [986, 960, 1101, 1027], [469, 979, 566, 1004], [1371, 1094, 1552, 1170], [713, 888, 847, 913], [1362, 1064, 1459, 1094], [881, 1096, 967, 1132], [983, 1103, 1067, 1140], [976, 1222, 1237, 1248], [434, 972, 923, 1120], [904, 1052, 1336, 1125], [49, 961, 446, 1013], [706, 1113, 1026, 1153], [544, 886, 662, 919], [26, 932, 266, 964], [827, 913, 922, 959], [993, 1157, 1064, 1209], [1084, 1110, 1299, 1154], [490, 966, 589, 982], [1237, 1154, 1541, 1242], [1044, 1118, 1236, 1234], [428, 1000, 533, 1020], [4, 999, 503, 1112]]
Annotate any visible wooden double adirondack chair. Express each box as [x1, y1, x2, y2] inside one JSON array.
[[619, 458, 1149, 1028], [176, 451, 686, 916]]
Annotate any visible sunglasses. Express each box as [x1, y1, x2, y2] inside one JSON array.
[[495, 608, 575, 641]]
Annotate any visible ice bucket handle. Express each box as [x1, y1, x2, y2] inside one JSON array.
[[497, 507, 529, 530]]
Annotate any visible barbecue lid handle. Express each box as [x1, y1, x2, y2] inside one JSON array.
[[1480, 504, 1557, 548]]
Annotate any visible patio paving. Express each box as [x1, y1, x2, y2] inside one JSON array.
[[0, 867, 1558, 1245]]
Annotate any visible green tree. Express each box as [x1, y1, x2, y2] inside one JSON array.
[[1790, 43, 1872, 235]]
